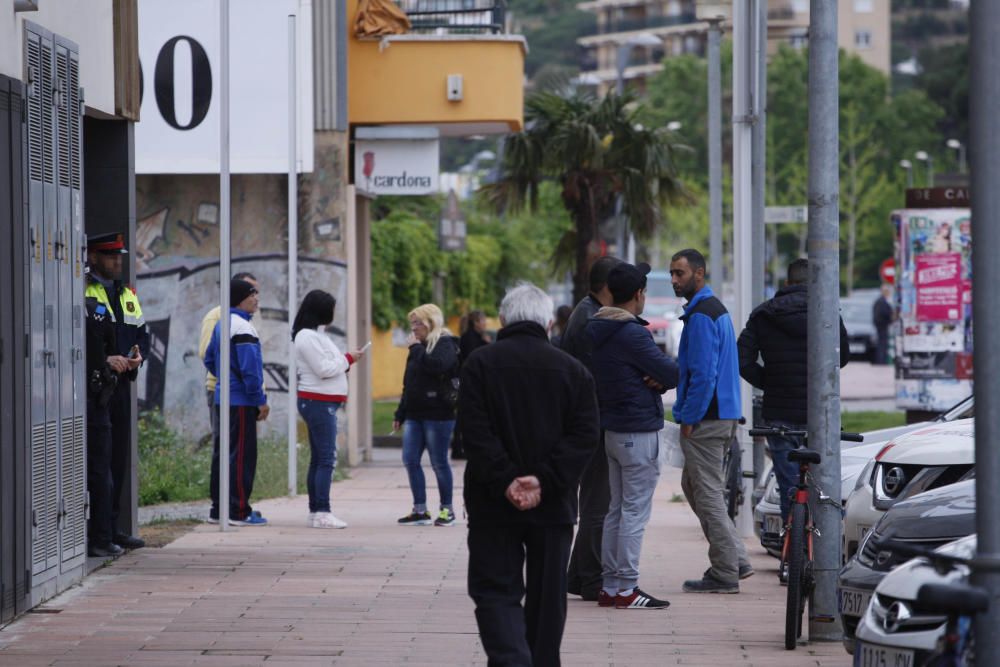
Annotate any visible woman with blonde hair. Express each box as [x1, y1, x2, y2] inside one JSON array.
[[393, 303, 461, 526]]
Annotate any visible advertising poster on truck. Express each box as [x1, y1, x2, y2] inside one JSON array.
[[892, 204, 973, 411]]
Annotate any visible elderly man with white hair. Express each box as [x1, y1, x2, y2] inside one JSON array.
[[460, 282, 600, 667]]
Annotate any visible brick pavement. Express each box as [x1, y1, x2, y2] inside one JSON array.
[[0, 453, 851, 666]]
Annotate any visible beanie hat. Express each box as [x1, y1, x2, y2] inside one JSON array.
[[231, 278, 257, 307]]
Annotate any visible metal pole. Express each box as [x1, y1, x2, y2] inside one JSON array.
[[707, 18, 723, 283], [959, 143, 967, 175], [927, 155, 935, 187], [218, 0, 231, 532], [287, 15, 298, 497], [806, 0, 842, 640], [750, 0, 768, 490], [616, 44, 629, 259], [732, 0, 754, 538], [970, 0, 1000, 655]]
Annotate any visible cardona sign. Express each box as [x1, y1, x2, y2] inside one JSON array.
[[355, 139, 439, 196]]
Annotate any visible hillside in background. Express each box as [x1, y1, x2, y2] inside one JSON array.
[[509, 0, 594, 79]]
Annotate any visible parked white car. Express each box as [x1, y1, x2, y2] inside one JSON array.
[[842, 418, 975, 564], [854, 535, 977, 665]]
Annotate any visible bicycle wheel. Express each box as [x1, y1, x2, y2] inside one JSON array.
[[785, 502, 807, 650]]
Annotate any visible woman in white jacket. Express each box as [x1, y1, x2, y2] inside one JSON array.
[[292, 290, 365, 528]]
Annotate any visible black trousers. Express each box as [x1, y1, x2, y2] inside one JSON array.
[[210, 405, 259, 520], [108, 380, 132, 531], [566, 433, 609, 598], [87, 398, 114, 547], [468, 522, 572, 667]]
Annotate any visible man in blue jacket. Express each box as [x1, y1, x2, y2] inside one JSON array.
[[588, 262, 678, 609], [204, 278, 270, 525], [670, 249, 751, 593]]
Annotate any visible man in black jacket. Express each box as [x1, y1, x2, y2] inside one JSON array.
[[461, 283, 599, 667], [561, 255, 621, 602], [737, 258, 850, 522]]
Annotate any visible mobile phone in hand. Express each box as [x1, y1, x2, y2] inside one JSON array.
[[129, 345, 140, 359]]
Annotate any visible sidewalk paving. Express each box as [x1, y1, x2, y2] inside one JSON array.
[[0, 453, 851, 666]]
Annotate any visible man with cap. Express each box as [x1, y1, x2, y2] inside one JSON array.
[[204, 278, 270, 525], [586, 261, 678, 609], [561, 255, 621, 602], [669, 248, 750, 594], [85, 232, 148, 551]]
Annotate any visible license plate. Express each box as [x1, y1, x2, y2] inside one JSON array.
[[839, 587, 871, 617], [853, 641, 914, 667], [765, 515, 783, 535], [850, 342, 866, 354]]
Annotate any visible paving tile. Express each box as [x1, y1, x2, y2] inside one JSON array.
[[0, 460, 851, 665]]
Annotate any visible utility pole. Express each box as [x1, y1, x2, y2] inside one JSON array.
[[970, 0, 1000, 657], [732, 0, 754, 537], [750, 0, 768, 487], [706, 17, 723, 284], [287, 14, 299, 497], [218, 0, 232, 532], [806, 0, 842, 641]]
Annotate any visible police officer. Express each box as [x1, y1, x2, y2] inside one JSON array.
[[85, 232, 148, 550], [85, 262, 130, 557]]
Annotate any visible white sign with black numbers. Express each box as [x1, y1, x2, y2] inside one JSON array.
[[136, 0, 314, 174]]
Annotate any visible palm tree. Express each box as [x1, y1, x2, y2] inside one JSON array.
[[481, 90, 688, 302]]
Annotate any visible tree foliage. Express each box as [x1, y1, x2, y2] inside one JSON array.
[[481, 91, 688, 302], [643, 44, 945, 291]]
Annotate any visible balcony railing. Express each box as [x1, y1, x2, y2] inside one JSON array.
[[396, 0, 507, 34], [585, 11, 698, 37]]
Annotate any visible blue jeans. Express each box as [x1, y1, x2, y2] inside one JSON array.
[[766, 419, 807, 523], [402, 419, 455, 510], [298, 398, 340, 513]]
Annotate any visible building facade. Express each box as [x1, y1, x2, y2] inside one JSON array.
[[577, 0, 891, 95]]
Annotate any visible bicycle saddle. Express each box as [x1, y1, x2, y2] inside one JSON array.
[[917, 582, 990, 615], [788, 449, 821, 465]]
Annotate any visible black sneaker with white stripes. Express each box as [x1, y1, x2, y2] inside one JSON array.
[[614, 587, 670, 609]]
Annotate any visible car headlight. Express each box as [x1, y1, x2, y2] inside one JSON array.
[[764, 474, 780, 505], [854, 459, 876, 492]]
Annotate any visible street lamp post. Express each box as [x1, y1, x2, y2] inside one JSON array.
[[899, 159, 913, 188], [946, 138, 967, 174], [614, 32, 662, 259], [915, 150, 935, 187]]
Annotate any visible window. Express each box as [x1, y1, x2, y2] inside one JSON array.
[[789, 32, 808, 50], [854, 0, 874, 12], [792, 0, 808, 13], [855, 29, 872, 49]]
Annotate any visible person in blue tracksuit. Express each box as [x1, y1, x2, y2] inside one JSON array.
[[204, 278, 270, 525], [670, 248, 752, 594]]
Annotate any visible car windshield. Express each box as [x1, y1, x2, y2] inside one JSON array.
[[647, 275, 674, 299], [939, 396, 974, 421], [840, 301, 871, 324]]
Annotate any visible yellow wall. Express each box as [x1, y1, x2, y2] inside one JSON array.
[[347, 0, 525, 129]]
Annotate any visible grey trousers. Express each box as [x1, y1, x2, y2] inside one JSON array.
[[602, 430, 660, 592], [680, 420, 750, 584]]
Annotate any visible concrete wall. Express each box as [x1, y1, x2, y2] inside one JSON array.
[[134, 131, 350, 441], [1, 1, 117, 116]]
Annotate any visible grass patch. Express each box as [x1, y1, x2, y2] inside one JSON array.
[[138, 410, 347, 507], [669, 493, 686, 503], [374, 400, 398, 436], [841, 411, 907, 434]]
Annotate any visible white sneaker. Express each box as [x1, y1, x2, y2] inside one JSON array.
[[311, 512, 348, 529], [307, 512, 315, 527]]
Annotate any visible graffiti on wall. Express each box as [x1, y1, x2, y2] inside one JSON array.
[[136, 254, 348, 441]]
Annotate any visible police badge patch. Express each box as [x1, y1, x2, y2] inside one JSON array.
[[126, 302, 135, 313]]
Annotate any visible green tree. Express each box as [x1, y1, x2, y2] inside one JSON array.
[[482, 91, 688, 302]]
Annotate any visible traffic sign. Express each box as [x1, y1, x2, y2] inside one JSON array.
[[880, 257, 895, 285], [764, 205, 808, 224]]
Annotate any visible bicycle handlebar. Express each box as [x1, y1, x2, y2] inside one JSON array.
[[747, 427, 864, 442]]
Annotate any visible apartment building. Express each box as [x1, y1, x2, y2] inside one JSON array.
[[577, 0, 890, 95]]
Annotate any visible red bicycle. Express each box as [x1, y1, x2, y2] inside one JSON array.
[[749, 426, 863, 650]]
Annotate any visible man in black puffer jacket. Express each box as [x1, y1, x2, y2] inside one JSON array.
[[737, 258, 849, 522], [461, 283, 599, 666]]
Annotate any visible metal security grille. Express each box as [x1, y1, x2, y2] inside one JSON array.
[[25, 36, 42, 183], [68, 57, 80, 189], [60, 416, 86, 561]]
